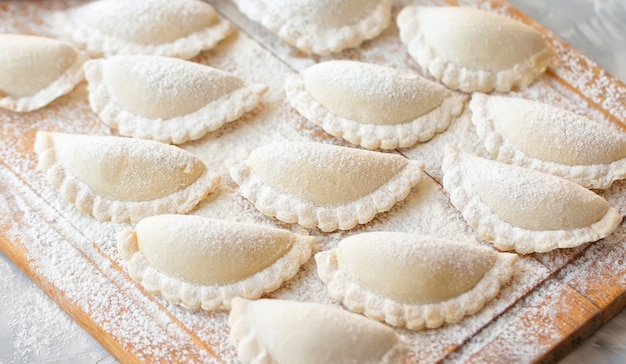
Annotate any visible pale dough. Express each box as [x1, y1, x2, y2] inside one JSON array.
[[228, 298, 410, 364], [34, 131, 220, 223], [285, 60, 467, 149], [118, 214, 314, 310], [316, 231, 517, 329], [470, 92, 626, 189], [442, 145, 622, 254], [0, 34, 89, 112], [226, 142, 424, 232], [84, 55, 268, 144], [52, 0, 233, 59], [397, 6, 554, 92], [231, 0, 392, 55]]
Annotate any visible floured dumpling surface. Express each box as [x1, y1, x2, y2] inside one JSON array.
[[316, 232, 517, 329], [226, 142, 424, 232], [84, 55, 268, 144], [397, 6, 554, 92], [34, 131, 219, 223], [442, 145, 622, 254], [117, 215, 314, 310], [285, 60, 467, 149], [0, 34, 89, 112], [231, 0, 392, 55], [470, 93, 626, 189], [52, 0, 233, 59], [228, 298, 410, 364]]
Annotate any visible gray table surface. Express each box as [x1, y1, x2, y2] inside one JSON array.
[[1, 0, 625, 363]]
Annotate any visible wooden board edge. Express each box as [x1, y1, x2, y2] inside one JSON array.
[[0, 162, 140, 363]]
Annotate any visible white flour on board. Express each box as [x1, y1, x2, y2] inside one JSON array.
[[0, 1, 624, 363]]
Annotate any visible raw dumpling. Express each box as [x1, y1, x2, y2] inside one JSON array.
[[84, 55, 268, 144], [470, 93, 626, 189], [118, 215, 315, 310], [0, 34, 89, 112], [52, 0, 233, 59], [397, 6, 554, 92], [442, 145, 622, 254], [316, 232, 517, 329], [228, 298, 410, 364], [226, 142, 424, 232], [34, 131, 219, 223], [231, 0, 392, 55], [285, 60, 467, 149]]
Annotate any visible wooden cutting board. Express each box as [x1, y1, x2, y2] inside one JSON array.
[[1, 0, 625, 363]]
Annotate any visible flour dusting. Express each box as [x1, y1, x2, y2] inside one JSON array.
[[0, 1, 625, 364]]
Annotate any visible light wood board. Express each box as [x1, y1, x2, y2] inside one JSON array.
[[0, 0, 625, 363]]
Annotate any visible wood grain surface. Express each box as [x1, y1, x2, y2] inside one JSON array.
[[0, 0, 625, 363]]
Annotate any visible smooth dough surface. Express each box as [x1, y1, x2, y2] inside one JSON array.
[[228, 298, 410, 364], [0, 34, 88, 112], [34, 131, 219, 223], [470, 93, 626, 189], [285, 60, 466, 149], [52, 0, 233, 58], [442, 145, 622, 253], [226, 142, 424, 231], [316, 232, 517, 329], [397, 6, 554, 92], [118, 215, 314, 310], [231, 0, 392, 55], [84, 55, 268, 144]]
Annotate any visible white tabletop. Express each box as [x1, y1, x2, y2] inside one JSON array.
[[1, 0, 625, 363], [507, 0, 626, 363]]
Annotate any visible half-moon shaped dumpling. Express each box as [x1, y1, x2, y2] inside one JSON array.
[[470, 93, 626, 189], [316, 232, 517, 330], [34, 131, 220, 223], [51, 0, 233, 59], [228, 298, 410, 364], [231, 0, 392, 55], [442, 145, 622, 254], [226, 142, 425, 232], [0, 34, 89, 112], [84, 55, 268, 144], [118, 215, 315, 310], [285, 60, 467, 150], [397, 6, 554, 92]]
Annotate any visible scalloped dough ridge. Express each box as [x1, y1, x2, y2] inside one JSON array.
[[397, 6, 554, 92], [231, 0, 392, 55], [226, 142, 424, 232], [470, 92, 626, 189], [441, 145, 622, 254], [34, 131, 219, 223], [84, 55, 268, 144], [228, 298, 410, 364], [0, 34, 89, 112], [118, 215, 314, 310], [316, 232, 517, 330], [285, 60, 467, 150], [51, 0, 233, 59]]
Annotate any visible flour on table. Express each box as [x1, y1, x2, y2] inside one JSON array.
[[0, 1, 625, 363]]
